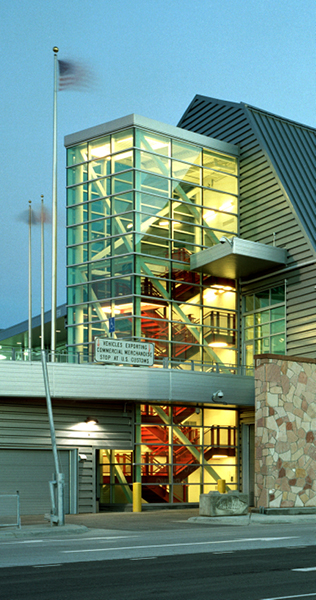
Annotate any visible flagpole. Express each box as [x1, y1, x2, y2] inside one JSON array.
[[28, 200, 32, 360], [51, 46, 59, 362], [41, 194, 45, 352]]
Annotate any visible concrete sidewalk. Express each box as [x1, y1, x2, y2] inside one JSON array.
[[0, 507, 315, 539]]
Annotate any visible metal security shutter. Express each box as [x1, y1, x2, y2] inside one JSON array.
[[0, 449, 70, 515]]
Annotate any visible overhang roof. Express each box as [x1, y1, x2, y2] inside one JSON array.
[[190, 237, 287, 279]]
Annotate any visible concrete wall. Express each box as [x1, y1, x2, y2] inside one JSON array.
[[255, 354, 316, 508]]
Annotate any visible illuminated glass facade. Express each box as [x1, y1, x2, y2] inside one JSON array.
[[66, 120, 239, 369], [99, 405, 238, 505]]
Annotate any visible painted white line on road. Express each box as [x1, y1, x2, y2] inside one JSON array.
[[261, 593, 316, 599], [15, 540, 44, 544], [62, 536, 298, 554], [33, 564, 62, 568], [292, 567, 316, 572], [0, 535, 138, 546], [130, 557, 157, 561]]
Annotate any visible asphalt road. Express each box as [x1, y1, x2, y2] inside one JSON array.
[[1, 546, 316, 600]]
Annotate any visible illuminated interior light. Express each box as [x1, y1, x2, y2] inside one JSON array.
[[126, 223, 133, 229], [159, 220, 169, 227], [203, 210, 216, 222], [219, 199, 234, 212], [208, 342, 228, 348], [117, 137, 133, 145], [0, 354, 6, 360], [90, 146, 109, 158], [101, 307, 121, 315], [17, 342, 22, 345], [212, 454, 228, 458], [212, 284, 235, 292], [203, 289, 217, 302]]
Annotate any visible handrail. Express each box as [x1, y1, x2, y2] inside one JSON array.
[[0, 347, 254, 376]]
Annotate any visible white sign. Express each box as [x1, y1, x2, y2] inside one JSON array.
[[95, 338, 155, 366]]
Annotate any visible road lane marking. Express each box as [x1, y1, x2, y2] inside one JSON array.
[[62, 536, 298, 554], [130, 557, 157, 561], [292, 567, 316, 572], [261, 594, 316, 599], [16, 540, 45, 544], [33, 564, 62, 568], [0, 535, 138, 546]]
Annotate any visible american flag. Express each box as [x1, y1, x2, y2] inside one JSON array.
[[58, 59, 91, 91]]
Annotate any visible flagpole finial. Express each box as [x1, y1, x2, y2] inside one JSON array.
[[53, 46, 59, 54]]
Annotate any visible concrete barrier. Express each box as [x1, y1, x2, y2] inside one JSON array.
[[200, 491, 248, 517]]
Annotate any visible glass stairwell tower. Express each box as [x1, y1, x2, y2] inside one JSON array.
[[65, 116, 239, 371]]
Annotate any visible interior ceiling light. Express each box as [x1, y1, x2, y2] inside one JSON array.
[[117, 136, 133, 144], [208, 342, 228, 348], [220, 200, 234, 212], [101, 307, 121, 314], [126, 223, 133, 229], [212, 284, 235, 291], [159, 220, 169, 227], [212, 454, 228, 458], [90, 146, 109, 158], [203, 210, 216, 222]]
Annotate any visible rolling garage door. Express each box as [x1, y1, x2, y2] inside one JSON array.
[[0, 449, 70, 515]]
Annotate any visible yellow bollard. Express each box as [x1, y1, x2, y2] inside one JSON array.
[[133, 482, 142, 512], [218, 479, 226, 494]]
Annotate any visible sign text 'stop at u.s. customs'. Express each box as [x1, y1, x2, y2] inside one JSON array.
[[95, 338, 155, 366]]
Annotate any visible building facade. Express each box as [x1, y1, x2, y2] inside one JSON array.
[[0, 97, 315, 515]]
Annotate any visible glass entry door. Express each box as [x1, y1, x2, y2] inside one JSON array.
[[98, 450, 133, 507]]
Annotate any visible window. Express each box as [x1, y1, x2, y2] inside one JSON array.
[[243, 285, 286, 368]]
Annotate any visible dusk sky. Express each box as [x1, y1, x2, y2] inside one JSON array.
[[1, 0, 315, 330]]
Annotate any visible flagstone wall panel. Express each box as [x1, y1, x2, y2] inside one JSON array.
[[254, 355, 316, 508]]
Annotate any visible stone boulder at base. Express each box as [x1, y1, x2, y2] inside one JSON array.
[[199, 491, 249, 517]]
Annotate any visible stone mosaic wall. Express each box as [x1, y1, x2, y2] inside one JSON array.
[[255, 354, 316, 509]]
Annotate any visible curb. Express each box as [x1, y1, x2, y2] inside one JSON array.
[[0, 524, 89, 539], [189, 513, 316, 525]]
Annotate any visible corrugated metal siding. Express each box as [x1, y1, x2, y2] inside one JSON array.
[[179, 95, 316, 360], [0, 400, 133, 514], [78, 446, 95, 513], [246, 107, 316, 248]]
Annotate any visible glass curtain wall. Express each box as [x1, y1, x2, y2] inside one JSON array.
[[243, 285, 286, 371], [66, 127, 239, 368], [99, 404, 238, 505]]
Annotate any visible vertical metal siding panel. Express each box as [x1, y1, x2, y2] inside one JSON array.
[[246, 109, 316, 249], [78, 447, 94, 513]]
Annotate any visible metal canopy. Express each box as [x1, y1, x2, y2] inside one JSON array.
[[190, 237, 287, 279]]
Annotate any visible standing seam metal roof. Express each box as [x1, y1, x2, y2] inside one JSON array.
[[179, 96, 316, 250]]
